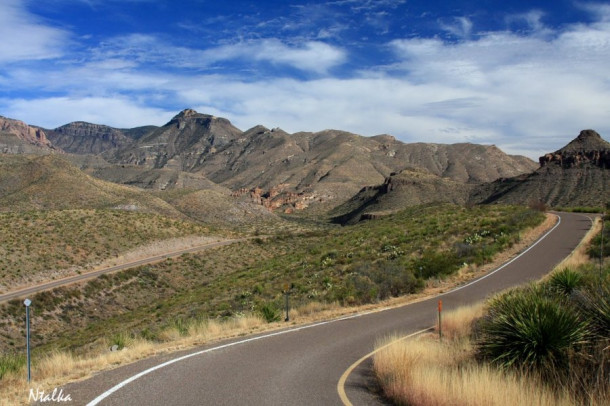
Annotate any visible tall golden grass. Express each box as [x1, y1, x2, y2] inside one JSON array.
[[374, 311, 575, 406]]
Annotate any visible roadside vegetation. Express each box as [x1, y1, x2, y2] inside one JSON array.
[[0, 203, 546, 404], [0, 204, 543, 351], [0, 209, 213, 290], [373, 215, 609, 406]]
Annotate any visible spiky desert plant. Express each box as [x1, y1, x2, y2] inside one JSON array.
[[549, 268, 583, 296], [478, 286, 589, 379], [259, 303, 281, 323]]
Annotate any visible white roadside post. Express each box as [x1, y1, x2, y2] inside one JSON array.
[[24, 298, 32, 382]]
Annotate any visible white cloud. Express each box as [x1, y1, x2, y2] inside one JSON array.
[[90, 35, 346, 74], [440, 16, 473, 39], [2, 97, 174, 129], [0, 0, 69, 63], [208, 39, 347, 74]]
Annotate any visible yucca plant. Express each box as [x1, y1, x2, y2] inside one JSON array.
[[259, 303, 280, 323], [577, 284, 610, 339], [478, 286, 589, 378], [549, 268, 583, 296]]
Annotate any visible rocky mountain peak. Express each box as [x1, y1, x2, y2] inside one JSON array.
[[0, 115, 55, 150], [539, 129, 610, 169], [561, 129, 610, 153], [170, 108, 215, 123]]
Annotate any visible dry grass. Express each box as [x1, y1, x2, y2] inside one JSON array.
[[374, 324, 574, 406], [436, 302, 485, 341], [0, 338, 156, 406]]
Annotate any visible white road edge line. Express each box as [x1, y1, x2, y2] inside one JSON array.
[[437, 213, 561, 297], [87, 312, 367, 405], [336, 213, 567, 405], [88, 213, 565, 405]]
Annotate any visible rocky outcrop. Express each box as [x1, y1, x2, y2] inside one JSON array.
[[0, 116, 55, 150], [47, 122, 134, 154], [539, 130, 610, 169], [471, 129, 610, 207], [231, 184, 320, 212]]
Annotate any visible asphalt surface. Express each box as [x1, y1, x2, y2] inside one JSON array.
[[59, 212, 593, 406], [0, 239, 241, 303]]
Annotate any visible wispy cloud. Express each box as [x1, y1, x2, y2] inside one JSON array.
[[89, 34, 346, 74], [0, 0, 70, 63]]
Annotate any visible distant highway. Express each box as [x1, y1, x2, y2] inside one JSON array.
[[0, 238, 244, 303], [60, 212, 594, 406]]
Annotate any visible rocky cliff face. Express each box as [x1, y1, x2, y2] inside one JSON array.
[[47, 122, 134, 155], [470, 129, 610, 207], [0, 116, 55, 151], [539, 130, 610, 169], [0, 109, 542, 213]]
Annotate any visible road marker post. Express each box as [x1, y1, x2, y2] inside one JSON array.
[[601, 212, 605, 280], [438, 300, 442, 342], [283, 283, 290, 322], [24, 298, 32, 382]]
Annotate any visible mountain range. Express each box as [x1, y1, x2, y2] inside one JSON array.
[[0, 110, 607, 219]]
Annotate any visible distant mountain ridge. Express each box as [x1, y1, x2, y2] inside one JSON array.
[[470, 130, 609, 207], [1, 109, 539, 213], [97, 109, 537, 211]]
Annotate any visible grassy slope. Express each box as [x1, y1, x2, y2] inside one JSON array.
[[0, 154, 183, 217], [0, 203, 543, 354], [0, 209, 212, 290]]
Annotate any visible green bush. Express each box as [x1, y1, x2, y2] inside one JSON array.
[[587, 218, 609, 258], [414, 250, 459, 279], [259, 303, 280, 323], [549, 268, 583, 296], [478, 286, 589, 376]]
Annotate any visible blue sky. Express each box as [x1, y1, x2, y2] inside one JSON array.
[[1, 0, 610, 158]]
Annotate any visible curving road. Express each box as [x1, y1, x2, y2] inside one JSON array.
[[61, 212, 593, 406]]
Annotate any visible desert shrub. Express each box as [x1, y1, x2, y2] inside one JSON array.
[[548, 268, 583, 296], [414, 250, 459, 279], [478, 286, 589, 379], [587, 217, 609, 258], [259, 303, 280, 323], [109, 331, 133, 350], [576, 284, 610, 339]]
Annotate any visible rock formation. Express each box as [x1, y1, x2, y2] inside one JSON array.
[[470, 130, 610, 207], [539, 129, 610, 169], [0, 116, 55, 151]]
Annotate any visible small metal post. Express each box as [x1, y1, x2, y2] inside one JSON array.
[[283, 283, 290, 322], [24, 298, 31, 382], [601, 213, 605, 279], [438, 300, 442, 342], [284, 291, 290, 322]]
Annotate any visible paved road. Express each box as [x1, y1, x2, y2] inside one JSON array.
[[62, 212, 593, 406], [0, 239, 242, 303]]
